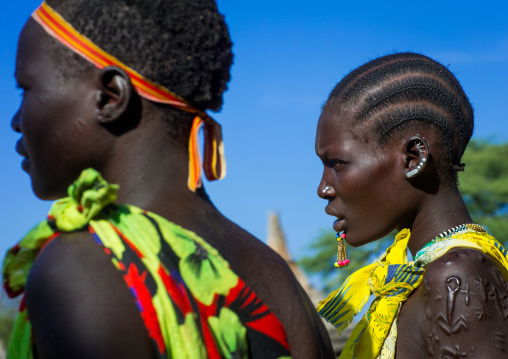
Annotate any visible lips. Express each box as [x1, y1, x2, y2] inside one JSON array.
[[15, 138, 29, 159], [325, 207, 346, 233], [16, 139, 31, 171], [333, 218, 346, 233]]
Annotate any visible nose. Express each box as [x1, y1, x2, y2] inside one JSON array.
[[11, 109, 21, 133], [317, 173, 336, 200]]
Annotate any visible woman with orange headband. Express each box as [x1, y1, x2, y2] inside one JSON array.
[[3, 1, 334, 358]]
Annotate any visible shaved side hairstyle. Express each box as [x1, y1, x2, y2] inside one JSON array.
[[44, 0, 233, 142], [324, 52, 474, 183]]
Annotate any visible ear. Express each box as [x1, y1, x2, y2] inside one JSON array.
[[404, 135, 430, 179], [96, 66, 132, 124]]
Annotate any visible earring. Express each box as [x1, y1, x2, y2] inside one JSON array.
[[407, 142, 427, 178], [334, 232, 349, 268]]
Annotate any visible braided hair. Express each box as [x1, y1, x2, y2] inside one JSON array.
[[325, 52, 474, 183], [43, 0, 233, 143]]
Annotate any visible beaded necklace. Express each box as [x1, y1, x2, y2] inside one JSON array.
[[435, 223, 486, 238], [415, 223, 487, 261]]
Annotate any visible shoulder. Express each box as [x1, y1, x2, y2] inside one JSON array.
[[25, 230, 154, 359], [419, 247, 508, 357], [423, 246, 508, 298], [211, 219, 335, 358]]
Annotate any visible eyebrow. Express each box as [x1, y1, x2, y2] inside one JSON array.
[[316, 148, 334, 159]]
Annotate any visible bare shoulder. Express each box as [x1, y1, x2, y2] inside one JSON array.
[[212, 218, 335, 359], [208, 216, 298, 290], [25, 231, 154, 359], [420, 247, 508, 357]]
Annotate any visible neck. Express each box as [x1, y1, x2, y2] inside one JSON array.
[[406, 185, 473, 257], [97, 113, 217, 227]]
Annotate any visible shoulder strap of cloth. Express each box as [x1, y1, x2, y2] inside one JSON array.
[[318, 228, 507, 359]]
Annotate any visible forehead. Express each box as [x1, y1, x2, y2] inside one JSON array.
[[315, 107, 375, 156], [16, 20, 63, 84]]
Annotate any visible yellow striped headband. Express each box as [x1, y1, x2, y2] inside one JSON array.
[[31, 1, 226, 192]]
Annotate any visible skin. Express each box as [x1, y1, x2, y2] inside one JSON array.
[[12, 20, 334, 359], [315, 105, 508, 357]]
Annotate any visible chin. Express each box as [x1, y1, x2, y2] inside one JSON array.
[[345, 238, 369, 248], [31, 179, 68, 201], [346, 232, 384, 248], [343, 233, 364, 247]]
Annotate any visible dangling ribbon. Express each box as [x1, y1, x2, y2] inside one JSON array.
[[32, 1, 226, 192], [187, 116, 226, 191]]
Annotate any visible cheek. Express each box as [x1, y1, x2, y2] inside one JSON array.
[[341, 158, 400, 225], [20, 90, 54, 133], [19, 98, 73, 198]]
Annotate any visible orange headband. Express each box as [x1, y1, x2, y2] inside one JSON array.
[[32, 1, 226, 192]]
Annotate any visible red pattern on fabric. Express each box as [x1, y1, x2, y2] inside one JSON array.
[[19, 296, 26, 312], [157, 265, 221, 358], [195, 296, 218, 319], [197, 308, 222, 359], [9, 244, 21, 255], [123, 263, 165, 355], [4, 243, 22, 297], [157, 265, 193, 316], [226, 279, 290, 351], [4, 232, 60, 298], [116, 261, 126, 271], [3, 279, 23, 298], [110, 224, 144, 258], [244, 311, 290, 351], [38, 232, 60, 254]]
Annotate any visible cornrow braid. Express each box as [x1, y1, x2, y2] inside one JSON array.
[[326, 52, 474, 182]]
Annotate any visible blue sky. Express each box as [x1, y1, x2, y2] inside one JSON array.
[[1, 0, 507, 281]]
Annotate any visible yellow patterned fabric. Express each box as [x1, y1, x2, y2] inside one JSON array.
[[318, 228, 508, 359]]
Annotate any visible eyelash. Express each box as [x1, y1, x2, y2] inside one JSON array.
[[325, 159, 347, 170]]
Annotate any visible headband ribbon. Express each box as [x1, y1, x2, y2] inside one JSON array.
[[32, 1, 226, 192]]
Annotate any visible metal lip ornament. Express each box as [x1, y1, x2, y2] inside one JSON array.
[[334, 231, 349, 268]]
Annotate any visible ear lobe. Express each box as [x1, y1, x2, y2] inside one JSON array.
[[97, 66, 132, 124], [405, 135, 430, 179]]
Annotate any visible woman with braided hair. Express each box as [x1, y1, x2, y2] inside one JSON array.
[[316, 52, 508, 358], [3, 0, 334, 358]]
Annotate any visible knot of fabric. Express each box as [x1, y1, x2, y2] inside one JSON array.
[[2, 168, 118, 298], [369, 264, 423, 299], [318, 229, 425, 359], [318, 230, 412, 327], [367, 229, 423, 300], [50, 168, 119, 232]]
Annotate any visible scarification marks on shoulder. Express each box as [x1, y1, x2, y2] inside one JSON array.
[[495, 332, 506, 352], [426, 328, 440, 356], [436, 277, 469, 336], [440, 344, 468, 358], [473, 305, 492, 321], [475, 268, 508, 319], [475, 276, 490, 303]]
